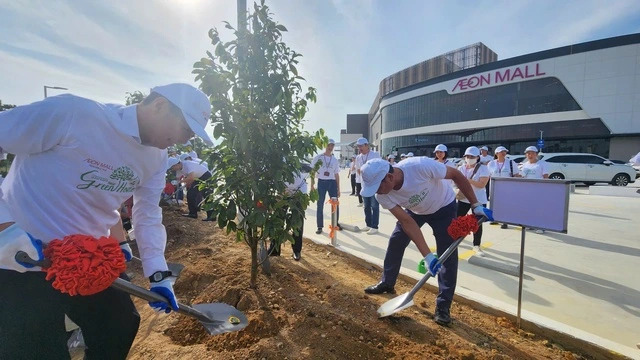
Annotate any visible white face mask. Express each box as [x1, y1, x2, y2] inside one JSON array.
[[465, 157, 477, 165]]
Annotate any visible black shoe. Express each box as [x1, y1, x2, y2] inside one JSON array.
[[315, 228, 322, 234], [364, 282, 396, 294], [292, 252, 301, 261], [202, 217, 215, 222], [500, 223, 508, 229], [337, 223, 343, 231], [181, 213, 197, 219], [434, 308, 452, 326]]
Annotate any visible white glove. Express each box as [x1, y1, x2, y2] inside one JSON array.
[[120, 242, 132, 262], [471, 203, 494, 221], [149, 277, 179, 313], [0, 224, 44, 272]]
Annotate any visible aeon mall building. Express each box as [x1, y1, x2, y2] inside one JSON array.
[[368, 33, 640, 160]]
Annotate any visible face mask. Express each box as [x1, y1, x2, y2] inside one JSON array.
[[465, 157, 477, 165]]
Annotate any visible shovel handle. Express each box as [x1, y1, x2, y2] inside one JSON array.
[[14, 251, 220, 325]]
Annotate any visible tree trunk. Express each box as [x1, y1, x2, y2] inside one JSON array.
[[250, 236, 257, 288]]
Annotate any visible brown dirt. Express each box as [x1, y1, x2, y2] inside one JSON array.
[[125, 206, 600, 360]]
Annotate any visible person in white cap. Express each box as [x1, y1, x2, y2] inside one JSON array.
[[355, 137, 381, 234], [168, 156, 213, 221], [487, 146, 521, 229], [400, 153, 406, 161], [456, 147, 490, 256], [310, 139, 342, 234], [360, 157, 493, 326], [0, 83, 212, 358], [433, 144, 456, 169], [406, 152, 414, 158], [388, 154, 396, 165], [479, 146, 492, 200], [520, 146, 548, 234]]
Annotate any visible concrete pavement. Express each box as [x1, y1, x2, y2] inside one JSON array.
[[302, 169, 640, 359]]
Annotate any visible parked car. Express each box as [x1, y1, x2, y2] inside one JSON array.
[[540, 153, 636, 186]]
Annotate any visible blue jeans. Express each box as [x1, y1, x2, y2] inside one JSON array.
[[380, 200, 458, 311], [316, 179, 339, 228], [363, 195, 379, 229]]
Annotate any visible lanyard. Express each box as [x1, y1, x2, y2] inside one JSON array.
[[323, 155, 332, 169], [496, 161, 505, 174]]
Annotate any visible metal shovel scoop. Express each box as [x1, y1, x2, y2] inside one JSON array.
[[377, 217, 485, 318], [16, 251, 249, 335]]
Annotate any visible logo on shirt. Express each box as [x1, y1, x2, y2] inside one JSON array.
[[407, 188, 429, 209], [76, 165, 140, 193]]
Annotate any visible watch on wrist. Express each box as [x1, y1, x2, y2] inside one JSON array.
[[149, 270, 172, 283]]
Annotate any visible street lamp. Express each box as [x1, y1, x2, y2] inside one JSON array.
[[44, 86, 68, 98]]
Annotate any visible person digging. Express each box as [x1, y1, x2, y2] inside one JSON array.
[[0, 83, 212, 359], [360, 158, 492, 326]]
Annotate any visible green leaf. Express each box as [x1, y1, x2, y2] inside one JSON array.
[[275, 24, 287, 32]]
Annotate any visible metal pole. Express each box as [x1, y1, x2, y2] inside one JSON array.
[[517, 226, 526, 328], [330, 197, 338, 247], [44, 86, 47, 99]]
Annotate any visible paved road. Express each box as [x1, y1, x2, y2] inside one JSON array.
[[301, 169, 640, 359]]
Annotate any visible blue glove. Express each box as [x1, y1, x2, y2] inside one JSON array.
[[149, 278, 179, 313], [424, 252, 441, 276], [0, 224, 44, 272], [120, 243, 132, 262], [472, 204, 494, 222]]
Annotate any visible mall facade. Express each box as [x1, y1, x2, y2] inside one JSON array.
[[354, 34, 640, 161]]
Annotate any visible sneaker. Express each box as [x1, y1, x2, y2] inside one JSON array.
[[292, 252, 301, 261], [500, 223, 508, 229], [202, 217, 215, 222], [535, 229, 545, 234], [364, 282, 395, 294], [362, 226, 371, 231], [367, 228, 378, 235], [473, 246, 485, 257], [357, 203, 363, 207], [181, 213, 197, 219], [434, 308, 452, 326], [315, 228, 322, 234]]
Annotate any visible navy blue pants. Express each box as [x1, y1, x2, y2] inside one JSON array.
[[363, 195, 379, 229], [316, 179, 339, 228], [381, 200, 458, 311]]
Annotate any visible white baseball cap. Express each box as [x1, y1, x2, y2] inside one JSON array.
[[167, 157, 180, 170], [495, 146, 508, 154], [150, 83, 213, 145], [434, 144, 448, 153], [400, 153, 406, 157], [328, 138, 335, 145], [356, 137, 369, 146], [480, 146, 489, 151], [407, 152, 414, 157], [525, 146, 539, 153], [388, 154, 396, 159], [360, 159, 391, 197], [179, 153, 191, 161], [464, 146, 480, 157]]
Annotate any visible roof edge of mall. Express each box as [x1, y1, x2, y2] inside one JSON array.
[[340, 33, 640, 162]]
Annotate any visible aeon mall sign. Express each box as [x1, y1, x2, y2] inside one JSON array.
[[451, 63, 546, 93]]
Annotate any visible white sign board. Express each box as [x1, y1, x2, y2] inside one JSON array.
[[490, 177, 570, 233]]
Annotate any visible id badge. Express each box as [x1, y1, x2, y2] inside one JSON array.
[[323, 171, 330, 177]]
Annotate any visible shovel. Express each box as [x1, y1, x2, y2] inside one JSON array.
[[377, 216, 485, 318], [16, 251, 249, 335]]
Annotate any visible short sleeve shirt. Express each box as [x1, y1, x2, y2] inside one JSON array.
[[520, 160, 549, 179], [181, 160, 208, 179], [355, 150, 381, 183], [457, 164, 490, 204], [487, 159, 518, 178], [311, 153, 340, 180], [376, 157, 455, 215]]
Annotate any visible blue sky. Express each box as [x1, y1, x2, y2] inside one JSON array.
[[1, 0, 639, 141]]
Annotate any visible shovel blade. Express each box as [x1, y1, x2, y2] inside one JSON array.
[[377, 292, 415, 318], [167, 262, 185, 278], [192, 303, 249, 335]]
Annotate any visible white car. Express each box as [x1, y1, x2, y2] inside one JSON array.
[[540, 153, 636, 186]]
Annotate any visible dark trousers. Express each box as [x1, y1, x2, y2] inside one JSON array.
[[485, 180, 490, 201], [456, 201, 484, 246], [363, 195, 379, 229], [0, 270, 140, 360], [355, 182, 363, 203], [350, 174, 356, 194], [270, 208, 304, 255], [187, 171, 212, 218], [316, 179, 339, 228], [380, 200, 458, 311]]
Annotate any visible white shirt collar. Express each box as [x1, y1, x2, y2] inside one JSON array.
[[112, 105, 142, 143]]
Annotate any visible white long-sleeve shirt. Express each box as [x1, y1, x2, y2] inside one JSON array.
[[0, 94, 169, 277]]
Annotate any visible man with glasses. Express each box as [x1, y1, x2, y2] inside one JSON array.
[[0, 83, 212, 358]]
